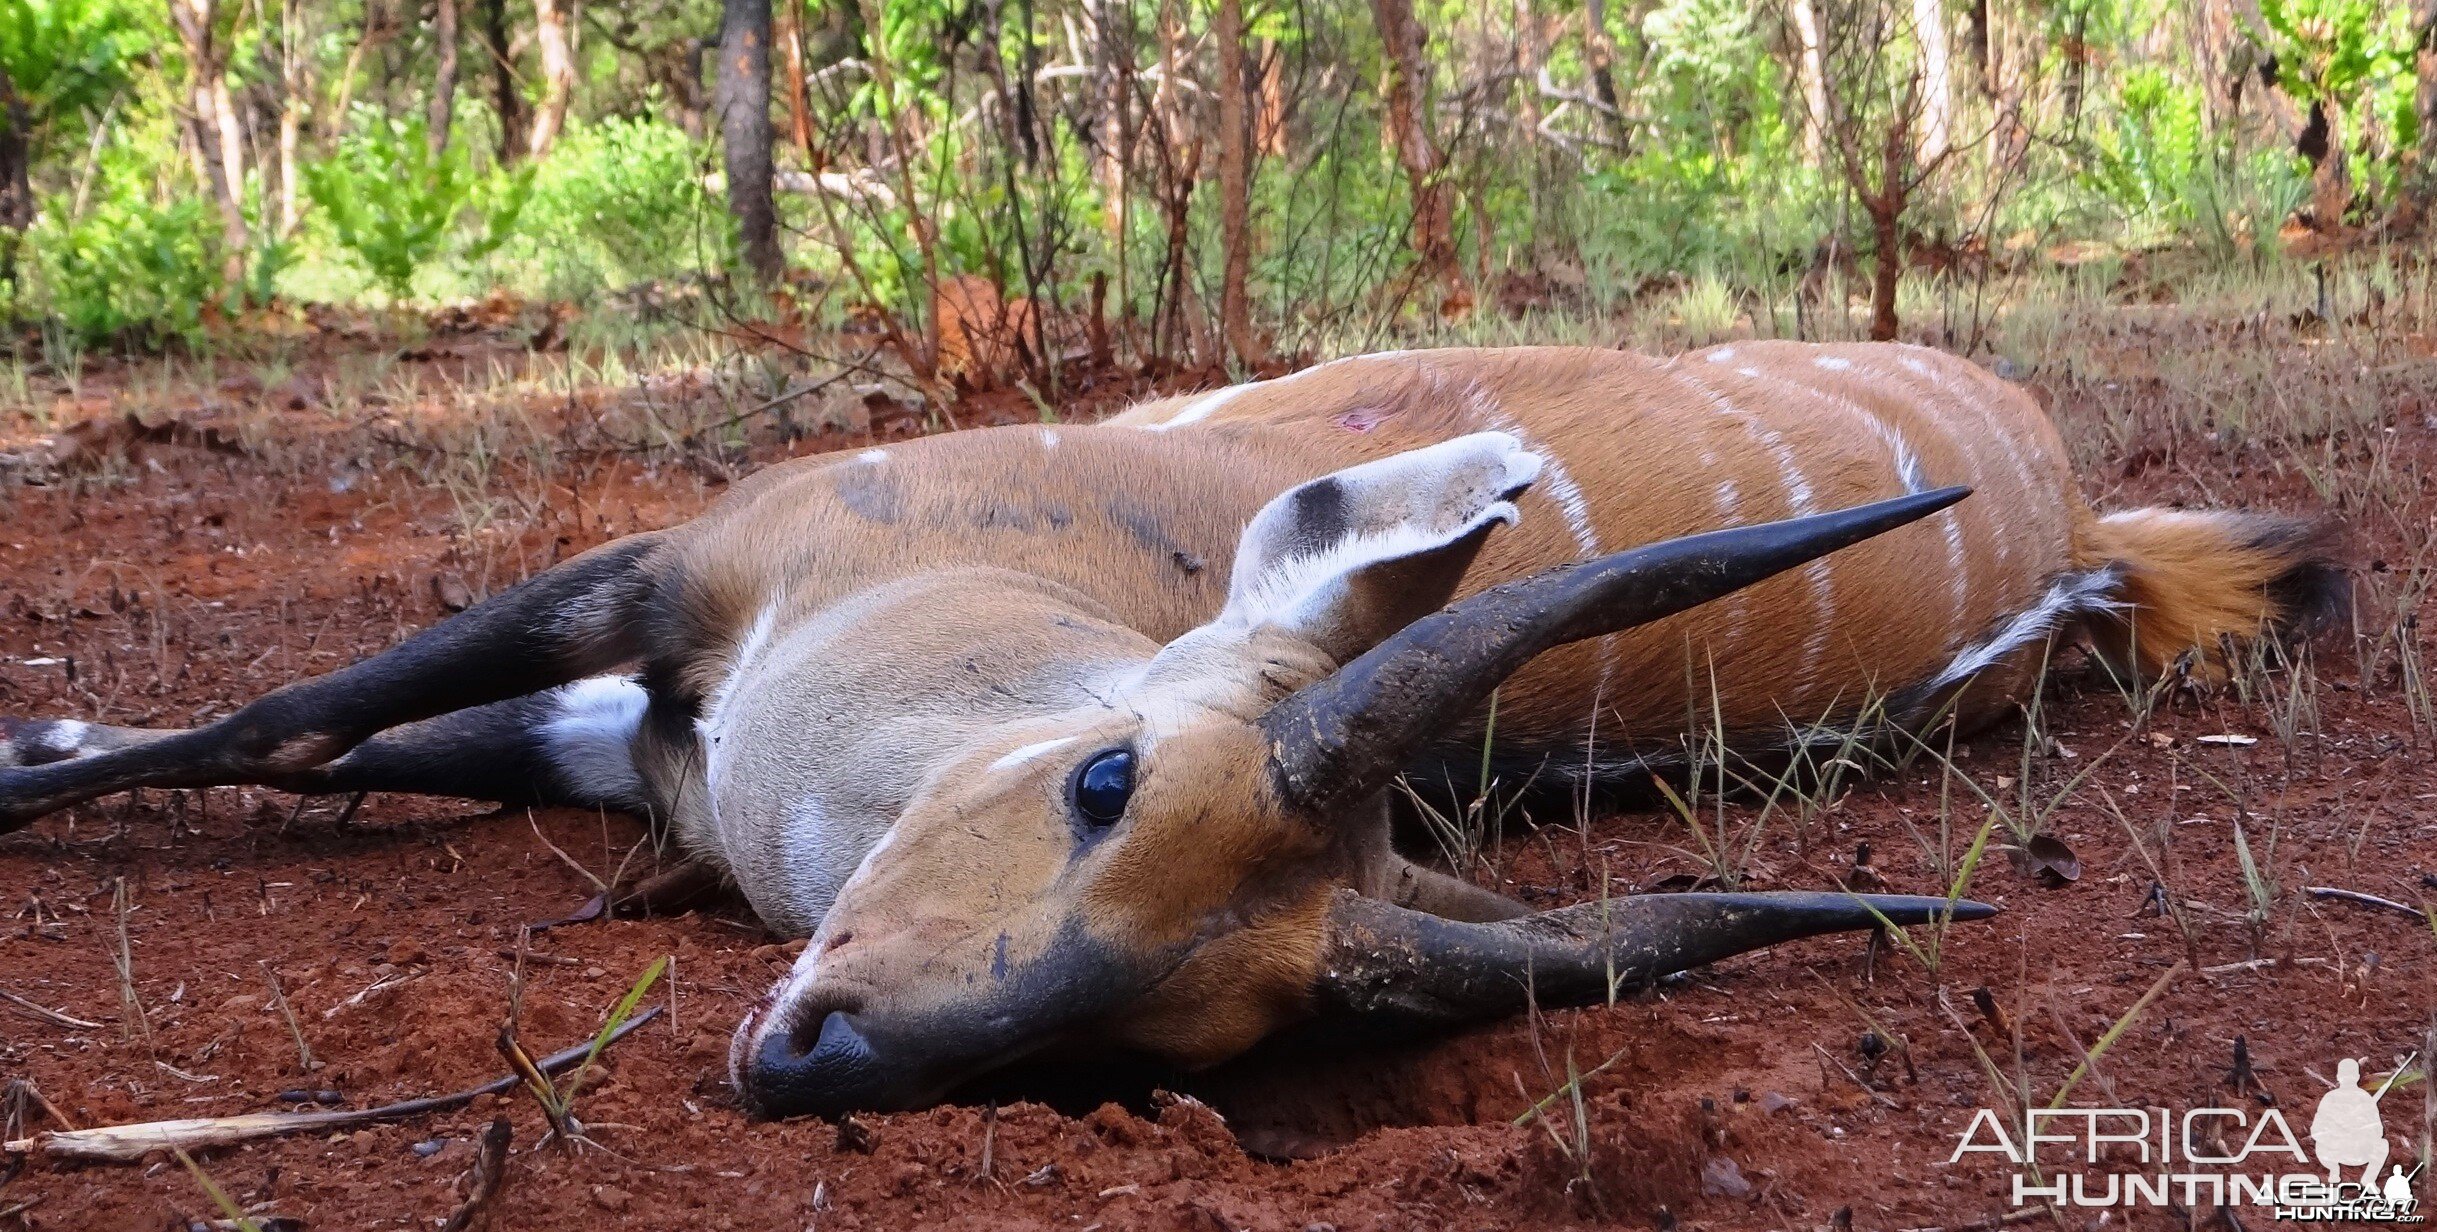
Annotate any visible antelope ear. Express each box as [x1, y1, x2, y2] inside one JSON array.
[[1212, 432, 1541, 663]]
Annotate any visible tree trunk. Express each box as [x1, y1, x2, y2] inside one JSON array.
[[1256, 38, 1286, 155], [479, 0, 526, 161], [1913, 0, 1953, 164], [0, 71, 32, 284], [1789, 0, 1831, 166], [428, 0, 459, 154], [1963, 0, 1992, 98], [2192, 0, 2238, 134], [171, 0, 251, 286], [2058, 4, 2088, 136], [527, 0, 574, 159], [1090, 0, 1132, 242], [277, 0, 306, 235], [1869, 196, 1901, 341], [776, 0, 816, 164], [1369, 0, 1461, 297], [2391, 0, 2437, 233], [718, 0, 784, 282], [1581, 0, 1635, 149], [2300, 99, 2353, 231], [1215, 0, 1255, 365]]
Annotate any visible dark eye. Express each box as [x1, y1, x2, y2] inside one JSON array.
[[1069, 748, 1136, 830]]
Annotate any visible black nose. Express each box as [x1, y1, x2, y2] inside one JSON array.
[[741, 1010, 917, 1118]]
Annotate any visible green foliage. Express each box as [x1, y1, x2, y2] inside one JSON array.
[[2083, 67, 2308, 254], [0, 0, 153, 153], [502, 114, 723, 297], [303, 114, 529, 301], [2255, 0, 2409, 108], [26, 189, 224, 347]]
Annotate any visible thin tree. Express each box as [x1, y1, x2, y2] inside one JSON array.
[[527, 0, 573, 159], [1215, 0, 1257, 366], [1370, 0, 1462, 298], [170, 0, 250, 285], [428, 0, 459, 155], [1582, 0, 1635, 149], [718, 0, 784, 282], [479, 0, 527, 161], [276, 0, 308, 235], [2398, 0, 2437, 232], [1912, 0, 1952, 162]]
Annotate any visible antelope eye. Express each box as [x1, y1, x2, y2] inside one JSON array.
[[1069, 749, 1136, 830]]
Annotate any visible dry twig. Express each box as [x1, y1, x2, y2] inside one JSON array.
[[5, 1006, 662, 1163]]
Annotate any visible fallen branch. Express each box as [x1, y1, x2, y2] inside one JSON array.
[[2304, 885, 2428, 921], [4, 1006, 662, 1163], [0, 988, 104, 1030]]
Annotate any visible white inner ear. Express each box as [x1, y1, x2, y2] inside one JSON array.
[[1217, 431, 1542, 638]]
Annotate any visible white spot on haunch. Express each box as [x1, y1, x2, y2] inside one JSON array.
[[1736, 366, 1762, 379], [1040, 428, 1061, 450], [22, 719, 87, 757], [1815, 355, 1854, 371], [540, 676, 649, 804], [1707, 347, 1736, 363], [858, 449, 887, 464], [990, 735, 1078, 773]]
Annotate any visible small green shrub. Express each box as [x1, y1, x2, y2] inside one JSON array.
[[27, 191, 224, 348], [304, 113, 528, 301], [504, 114, 724, 296]]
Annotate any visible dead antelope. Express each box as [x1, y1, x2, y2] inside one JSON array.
[[1, 344, 2341, 1119]]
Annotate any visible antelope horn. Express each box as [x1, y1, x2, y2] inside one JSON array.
[[1259, 487, 1972, 813], [1314, 890, 1996, 1031]]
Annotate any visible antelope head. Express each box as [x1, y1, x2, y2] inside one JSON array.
[[723, 432, 1984, 1118]]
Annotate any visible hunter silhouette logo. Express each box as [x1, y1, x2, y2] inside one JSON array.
[[2295, 1057, 2420, 1220], [1947, 1049, 2424, 1220]]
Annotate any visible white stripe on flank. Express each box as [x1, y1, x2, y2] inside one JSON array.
[[990, 735, 1079, 773], [858, 449, 887, 463], [1926, 566, 2125, 691], [1144, 382, 1254, 431], [1041, 428, 1060, 449], [1815, 355, 1854, 371], [1707, 347, 1737, 363], [1676, 368, 1834, 685], [697, 601, 783, 752], [1714, 480, 1748, 647], [1894, 346, 2036, 566], [1475, 397, 1612, 699]]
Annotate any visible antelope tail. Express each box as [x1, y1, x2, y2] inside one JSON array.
[[2078, 508, 2350, 677]]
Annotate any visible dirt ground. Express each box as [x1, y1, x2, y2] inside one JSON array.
[[1, 308, 2433, 1231]]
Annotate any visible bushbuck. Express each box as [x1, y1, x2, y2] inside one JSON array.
[[0, 344, 2341, 1119]]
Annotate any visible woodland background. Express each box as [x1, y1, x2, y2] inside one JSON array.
[[0, 0, 2429, 375]]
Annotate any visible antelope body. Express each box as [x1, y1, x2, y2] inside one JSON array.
[[0, 344, 2339, 1119]]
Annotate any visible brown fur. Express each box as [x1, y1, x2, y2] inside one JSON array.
[[2078, 509, 2350, 675]]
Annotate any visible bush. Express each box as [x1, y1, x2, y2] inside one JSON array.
[[304, 113, 528, 301], [501, 114, 725, 297], [25, 191, 225, 348]]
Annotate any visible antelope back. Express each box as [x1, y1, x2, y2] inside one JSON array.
[[1113, 343, 2089, 752]]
